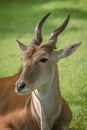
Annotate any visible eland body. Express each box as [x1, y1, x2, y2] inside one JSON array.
[[0, 13, 81, 130]]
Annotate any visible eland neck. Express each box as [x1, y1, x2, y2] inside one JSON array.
[[31, 66, 62, 129]]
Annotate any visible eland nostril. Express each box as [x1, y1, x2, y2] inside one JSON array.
[[16, 82, 26, 92]]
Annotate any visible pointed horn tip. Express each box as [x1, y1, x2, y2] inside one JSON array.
[[66, 14, 70, 22], [47, 12, 51, 16], [44, 12, 51, 18], [67, 14, 70, 18]]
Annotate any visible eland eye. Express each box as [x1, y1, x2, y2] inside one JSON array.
[[39, 58, 48, 63]]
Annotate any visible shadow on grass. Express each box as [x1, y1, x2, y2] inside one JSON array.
[[0, 0, 87, 36], [69, 128, 76, 130], [53, 8, 87, 19]]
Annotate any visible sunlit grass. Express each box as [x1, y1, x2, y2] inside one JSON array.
[[0, 0, 87, 129]]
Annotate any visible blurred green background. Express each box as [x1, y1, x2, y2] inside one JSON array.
[[0, 0, 87, 129]]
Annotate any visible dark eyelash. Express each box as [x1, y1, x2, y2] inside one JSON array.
[[40, 58, 48, 63]]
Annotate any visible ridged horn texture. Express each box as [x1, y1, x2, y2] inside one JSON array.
[[34, 12, 51, 45], [42, 14, 70, 50]]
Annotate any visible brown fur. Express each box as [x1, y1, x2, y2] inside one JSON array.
[[52, 98, 72, 130], [0, 72, 40, 130], [0, 69, 72, 130], [0, 13, 81, 130]]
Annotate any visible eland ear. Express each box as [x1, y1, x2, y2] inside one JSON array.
[[59, 42, 81, 59], [16, 40, 27, 52], [51, 42, 81, 62]]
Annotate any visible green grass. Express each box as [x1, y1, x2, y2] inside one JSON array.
[[0, 0, 87, 129]]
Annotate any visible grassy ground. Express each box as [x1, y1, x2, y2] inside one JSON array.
[[0, 0, 87, 129]]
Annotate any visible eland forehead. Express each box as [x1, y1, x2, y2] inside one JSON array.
[[22, 45, 49, 63]]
